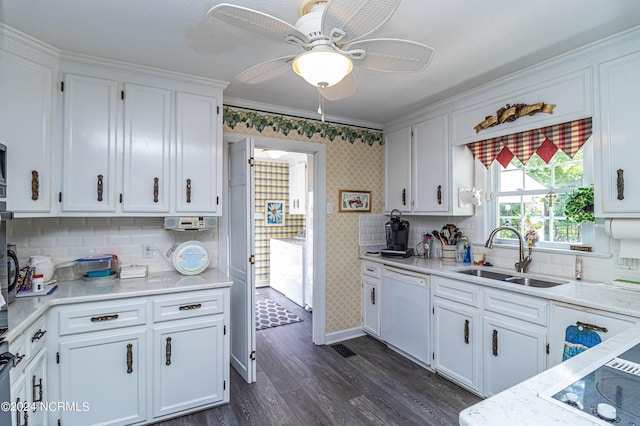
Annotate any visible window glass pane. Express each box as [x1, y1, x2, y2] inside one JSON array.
[[492, 146, 586, 249]]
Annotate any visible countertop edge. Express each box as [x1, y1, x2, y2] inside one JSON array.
[[6, 269, 233, 341], [360, 255, 640, 319]]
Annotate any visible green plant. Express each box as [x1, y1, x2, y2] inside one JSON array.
[[564, 186, 595, 223]]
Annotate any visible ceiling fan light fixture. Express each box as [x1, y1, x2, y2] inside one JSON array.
[[292, 50, 353, 88]]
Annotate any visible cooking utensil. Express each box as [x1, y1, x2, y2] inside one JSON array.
[[432, 230, 447, 245]]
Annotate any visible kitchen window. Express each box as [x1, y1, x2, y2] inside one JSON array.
[[489, 139, 595, 251]]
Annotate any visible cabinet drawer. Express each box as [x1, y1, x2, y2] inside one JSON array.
[[25, 315, 48, 355], [432, 277, 480, 306], [57, 300, 147, 335], [9, 333, 27, 374], [152, 290, 225, 322], [361, 261, 382, 279], [484, 288, 548, 327]]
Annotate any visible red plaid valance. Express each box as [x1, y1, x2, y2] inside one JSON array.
[[466, 118, 592, 168]]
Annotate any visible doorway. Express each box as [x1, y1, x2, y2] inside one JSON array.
[[224, 134, 327, 384]]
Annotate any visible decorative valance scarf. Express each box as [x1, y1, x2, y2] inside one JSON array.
[[466, 118, 592, 168]]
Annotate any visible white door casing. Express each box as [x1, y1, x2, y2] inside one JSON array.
[[228, 138, 256, 383]]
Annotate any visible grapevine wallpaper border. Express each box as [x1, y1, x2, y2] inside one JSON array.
[[223, 105, 383, 146]]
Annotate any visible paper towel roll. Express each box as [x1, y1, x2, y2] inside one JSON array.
[[605, 218, 640, 258]]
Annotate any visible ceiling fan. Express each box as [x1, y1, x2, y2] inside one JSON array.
[[208, 0, 434, 104]]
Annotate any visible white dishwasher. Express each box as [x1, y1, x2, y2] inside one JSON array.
[[381, 266, 431, 366]]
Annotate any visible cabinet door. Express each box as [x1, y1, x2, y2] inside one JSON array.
[[153, 316, 225, 418], [24, 348, 47, 426], [483, 315, 547, 397], [10, 371, 26, 426], [122, 83, 171, 213], [413, 114, 448, 213], [58, 328, 147, 425], [289, 162, 306, 214], [433, 297, 481, 392], [362, 278, 380, 337], [0, 51, 53, 213], [175, 92, 220, 214], [62, 74, 118, 212], [384, 126, 412, 213], [598, 50, 640, 214]]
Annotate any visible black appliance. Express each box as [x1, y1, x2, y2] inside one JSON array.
[[0, 143, 13, 425], [381, 209, 414, 258], [550, 342, 640, 424]]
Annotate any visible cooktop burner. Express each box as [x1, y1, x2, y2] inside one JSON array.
[[550, 343, 640, 424]]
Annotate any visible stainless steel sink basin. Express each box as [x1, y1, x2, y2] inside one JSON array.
[[454, 268, 568, 288], [503, 276, 569, 288], [455, 268, 513, 281]]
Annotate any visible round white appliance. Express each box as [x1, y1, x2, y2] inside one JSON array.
[[171, 241, 210, 275]]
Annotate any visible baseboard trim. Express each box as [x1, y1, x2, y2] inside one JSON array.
[[323, 327, 366, 345]]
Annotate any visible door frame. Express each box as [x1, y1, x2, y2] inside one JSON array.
[[222, 133, 327, 346]]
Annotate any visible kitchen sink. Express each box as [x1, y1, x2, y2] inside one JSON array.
[[453, 268, 569, 288], [455, 268, 513, 281], [503, 276, 569, 288]]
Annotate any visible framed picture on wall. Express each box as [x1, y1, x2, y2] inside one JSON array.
[[265, 200, 285, 226], [339, 190, 371, 212]]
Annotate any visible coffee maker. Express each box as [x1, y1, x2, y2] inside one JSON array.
[[381, 209, 414, 258]]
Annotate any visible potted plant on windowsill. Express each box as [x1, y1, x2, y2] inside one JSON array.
[[564, 186, 595, 223]]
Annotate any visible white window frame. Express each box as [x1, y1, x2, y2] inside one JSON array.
[[487, 138, 606, 254]]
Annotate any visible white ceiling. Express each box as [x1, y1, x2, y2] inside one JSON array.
[[2, 1, 640, 128]]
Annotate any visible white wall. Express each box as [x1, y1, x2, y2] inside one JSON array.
[[8, 217, 219, 273]]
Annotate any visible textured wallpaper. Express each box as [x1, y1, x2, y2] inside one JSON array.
[[224, 106, 383, 334]]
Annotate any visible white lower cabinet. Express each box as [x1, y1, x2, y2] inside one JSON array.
[[432, 276, 548, 397], [44, 287, 230, 425], [432, 297, 481, 392], [58, 328, 147, 425], [152, 316, 225, 417], [361, 261, 382, 337], [10, 372, 27, 426], [482, 314, 547, 397]]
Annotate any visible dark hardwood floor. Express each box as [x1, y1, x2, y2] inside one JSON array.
[[155, 287, 482, 425]]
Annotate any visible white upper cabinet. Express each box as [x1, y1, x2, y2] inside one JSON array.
[[413, 114, 449, 213], [384, 113, 473, 215], [175, 92, 221, 214], [61, 73, 119, 212], [0, 49, 54, 214], [122, 83, 171, 213], [56, 62, 225, 216], [289, 161, 306, 214], [384, 126, 412, 213], [596, 48, 640, 216]]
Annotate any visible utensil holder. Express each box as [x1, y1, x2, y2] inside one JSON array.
[[441, 245, 456, 264]]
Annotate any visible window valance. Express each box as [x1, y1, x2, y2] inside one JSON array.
[[466, 118, 592, 168]]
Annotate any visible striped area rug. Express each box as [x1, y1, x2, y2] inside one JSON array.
[[255, 299, 302, 330]]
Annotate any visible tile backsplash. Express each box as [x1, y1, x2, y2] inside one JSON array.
[[8, 217, 219, 272]]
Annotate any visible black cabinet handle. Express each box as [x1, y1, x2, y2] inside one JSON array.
[[401, 188, 406, 206], [371, 288, 376, 305], [464, 319, 469, 344], [31, 170, 39, 201], [165, 337, 172, 366], [437, 185, 442, 205], [492, 329, 498, 356], [617, 169, 625, 200], [97, 174, 104, 202], [126, 343, 133, 373], [153, 177, 159, 203]]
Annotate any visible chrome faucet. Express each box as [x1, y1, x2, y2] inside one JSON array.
[[485, 226, 532, 273]]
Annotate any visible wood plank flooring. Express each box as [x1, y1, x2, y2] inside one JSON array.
[[154, 287, 482, 426]]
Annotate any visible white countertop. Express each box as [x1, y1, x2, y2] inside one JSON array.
[[459, 323, 640, 425], [7, 268, 232, 340], [360, 254, 640, 319]]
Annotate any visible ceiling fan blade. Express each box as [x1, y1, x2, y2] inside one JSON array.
[[318, 72, 357, 101], [208, 3, 309, 46], [321, 0, 400, 44], [236, 56, 296, 84], [347, 38, 435, 72]]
